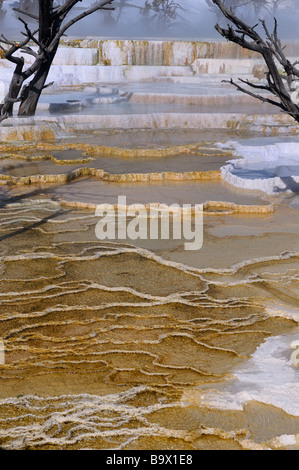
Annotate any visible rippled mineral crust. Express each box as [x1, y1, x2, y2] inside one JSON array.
[[0, 38, 298, 451], [0, 160, 298, 450]]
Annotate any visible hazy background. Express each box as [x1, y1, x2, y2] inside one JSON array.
[[1, 0, 299, 40]]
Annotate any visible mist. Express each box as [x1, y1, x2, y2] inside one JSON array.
[[1, 0, 299, 40]]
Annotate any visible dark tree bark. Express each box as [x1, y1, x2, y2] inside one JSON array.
[[212, 0, 299, 123], [0, 0, 115, 121], [0, 33, 36, 120]]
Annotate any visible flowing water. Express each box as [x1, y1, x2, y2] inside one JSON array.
[[0, 40, 298, 451]]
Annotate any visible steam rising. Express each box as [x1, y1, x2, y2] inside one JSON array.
[[1, 0, 299, 40]]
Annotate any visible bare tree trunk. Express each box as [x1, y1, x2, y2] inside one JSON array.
[[2, 61, 24, 117], [0, 39, 30, 121], [18, 0, 55, 116], [39, 0, 54, 43], [18, 46, 58, 117]]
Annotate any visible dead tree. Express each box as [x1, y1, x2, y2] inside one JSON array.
[[207, 0, 292, 20], [212, 0, 299, 123], [140, 0, 183, 28], [207, 0, 269, 21], [0, 0, 115, 121], [96, 0, 185, 30]]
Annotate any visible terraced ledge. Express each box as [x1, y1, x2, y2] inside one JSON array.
[[0, 142, 230, 158], [0, 168, 222, 186], [129, 93, 269, 106], [57, 198, 274, 215], [0, 113, 297, 141]]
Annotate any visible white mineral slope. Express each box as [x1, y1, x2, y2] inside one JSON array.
[[0, 114, 296, 142], [220, 141, 299, 195], [182, 332, 299, 418]]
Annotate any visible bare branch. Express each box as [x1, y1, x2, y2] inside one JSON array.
[[13, 7, 39, 21], [43, 81, 54, 90], [223, 78, 287, 111], [0, 112, 9, 123], [49, 0, 115, 50], [238, 78, 271, 92], [18, 18, 43, 49], [212, 0, 299, 123], [0, 35, 16, 47], [54, 0, 82, 20], [20, 47, 38, 58]]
